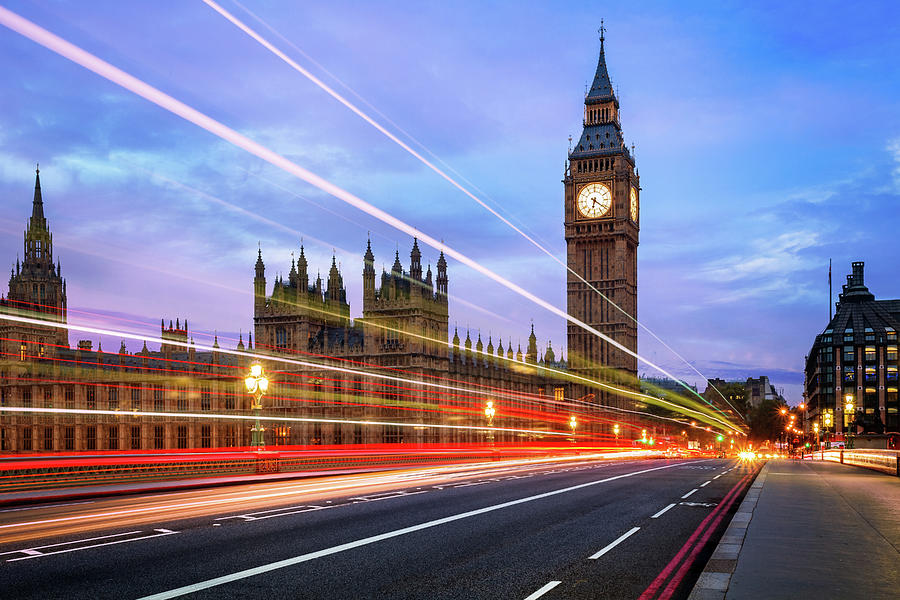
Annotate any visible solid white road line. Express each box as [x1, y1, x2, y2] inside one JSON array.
[[523, 581, 562, 599], [588, 526, 641, 559], [713, 474, 721, 479], [137, 462, 693, 599], [700, 481, 711, 487], [681, 489, 698, 499], [650, 503, 676, 519]]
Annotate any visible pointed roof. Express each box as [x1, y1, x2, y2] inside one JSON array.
[[364, 237, 374, 263], [31, 165, 44, 221], [586, 22, 615, 104], [392, 250, 403, 274]]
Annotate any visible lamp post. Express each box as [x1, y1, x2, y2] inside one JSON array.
[[569, 415, 577, 444], [484, 400, 495, 446], [613, 423, 620, 445], [244, 362, 269, 450]]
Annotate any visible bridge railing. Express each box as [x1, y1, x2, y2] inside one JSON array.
[[814, 448, 900, 476]]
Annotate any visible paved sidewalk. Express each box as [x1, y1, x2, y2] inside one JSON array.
[[692, 459, 900, 599]]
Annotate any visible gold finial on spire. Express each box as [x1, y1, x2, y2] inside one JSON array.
[[599, 19, 605, 51]]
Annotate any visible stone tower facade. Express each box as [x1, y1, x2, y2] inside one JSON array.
[[0, 167, 69, 359], [564, 27, 639, 414]]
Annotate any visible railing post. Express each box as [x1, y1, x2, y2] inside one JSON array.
[[840, 449, 844, 464]]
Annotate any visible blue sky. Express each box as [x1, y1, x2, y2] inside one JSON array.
[[1, 1, 899, 403]]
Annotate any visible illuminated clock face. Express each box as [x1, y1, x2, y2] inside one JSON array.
[[630, 187, 638, 222], [576, 182, 611, 218]]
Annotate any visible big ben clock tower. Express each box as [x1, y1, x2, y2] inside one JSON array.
[[565, 24, 639, 417]]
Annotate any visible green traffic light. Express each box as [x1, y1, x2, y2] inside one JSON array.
[[716, 435, 724, 442]]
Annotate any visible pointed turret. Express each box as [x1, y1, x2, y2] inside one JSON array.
[[392, 250, 403, 275], [516, 343, 523, 362], [327, 254, 343, 302], [526, 323, 538, 364], [570, 21, 631, 162], [363, 237, 376, 301], [545, 340, 556, 363], [586, 20, 614, 103], [32, 165, 45, 222], [436, 250, 448, 297], [452, 326, 460, 349], [237, 331, 245, 350], [409, 238, 422, 281], [254, 247, 266, 313], [297, 244, 309, 291]]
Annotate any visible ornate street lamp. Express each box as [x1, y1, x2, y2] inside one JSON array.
[[569, 415, 577, 444], [613, 423, 620, 444], [244, 362, 269, 450], [484, 400, 495, 445]]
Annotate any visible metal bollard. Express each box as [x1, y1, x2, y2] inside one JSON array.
[[840, 449, 844, 464], [896, 455, 899, 477]]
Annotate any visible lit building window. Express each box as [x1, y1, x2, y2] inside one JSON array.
[[865, 346, 876, 362]]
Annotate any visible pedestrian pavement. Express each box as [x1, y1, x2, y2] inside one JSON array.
[[690, 458, 900, 600]]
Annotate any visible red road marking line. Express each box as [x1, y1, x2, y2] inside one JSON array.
[[656, 471, 756, 599], [638, 468, 757, 600]]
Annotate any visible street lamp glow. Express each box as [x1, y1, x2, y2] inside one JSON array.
[[245, 362, 269, 449]]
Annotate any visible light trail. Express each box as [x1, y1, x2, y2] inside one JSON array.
[[0, 406, 571, 437], [0, 311, 742, 433], [202, 0, 744, 422], [0, 6, 745, 434]]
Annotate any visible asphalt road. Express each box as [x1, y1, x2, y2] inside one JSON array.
[[0, 456, 757, 599]]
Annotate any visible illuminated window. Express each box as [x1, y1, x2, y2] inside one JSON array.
[[843, 346, 855, 363], [888, 346, 898, 361], [844, 329, 854, 343], [843, 366, 855, 383], [888, 366, 898, 382], [865, 346, 876, 362], [887, 327, 897, 342], [554, 387, 565, 403], [865, 367, 877, 383], [19, 343, 25, 361]]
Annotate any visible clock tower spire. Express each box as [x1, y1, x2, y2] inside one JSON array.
[[564, 24, 639, 423]]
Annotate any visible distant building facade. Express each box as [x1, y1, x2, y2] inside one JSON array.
[[804, 262, 900, 435], [1, 170, 573, 453]]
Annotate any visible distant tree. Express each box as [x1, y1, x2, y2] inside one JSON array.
[[748, 399, 788, 444]]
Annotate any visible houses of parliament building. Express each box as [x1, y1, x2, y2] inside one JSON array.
[[0, 33, 640, 453]]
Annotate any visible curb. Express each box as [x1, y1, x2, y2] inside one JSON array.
[[687, 461, 769, 600]]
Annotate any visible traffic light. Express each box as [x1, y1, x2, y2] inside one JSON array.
[[716, 435, 724, 442]]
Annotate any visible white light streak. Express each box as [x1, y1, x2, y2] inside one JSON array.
[[0, 407, 570, 437], [0, 6, 740, 432], [0, 310, 742, 432], [202, 0, 743, 422]]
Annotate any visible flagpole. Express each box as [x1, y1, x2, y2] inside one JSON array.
[[829, 258, 832, 320]]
